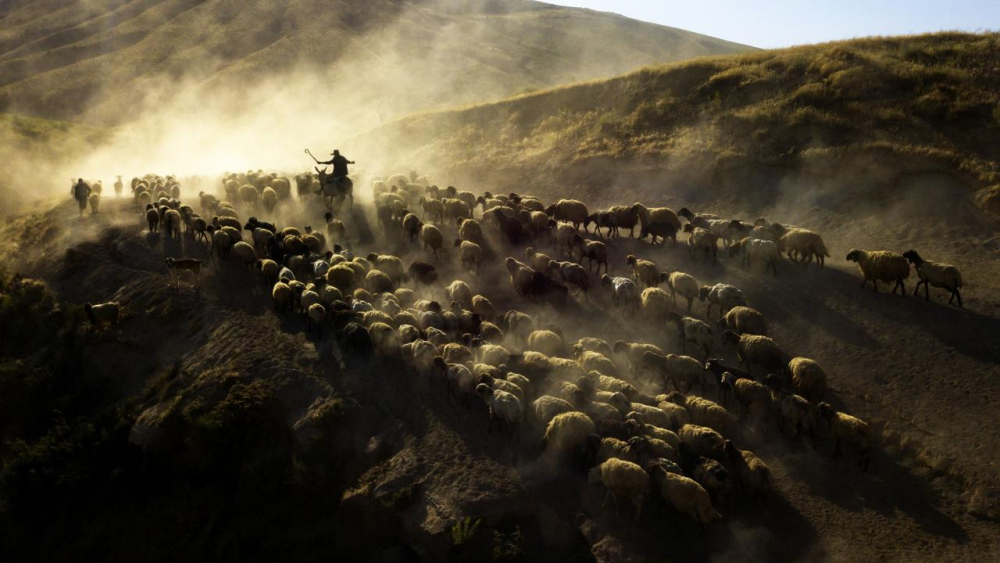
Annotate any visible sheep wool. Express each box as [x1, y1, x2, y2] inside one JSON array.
[[789, 357, 828, 402], [846, 249, 909, 294], [544, 411, 596, 452], [588, 458, 649, 521]]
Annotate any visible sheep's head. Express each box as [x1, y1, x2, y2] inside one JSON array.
[[663, 391, 685, 406], [816, 402, 835, 420], [475, 383, 493, 399], [626, 254, 637, 266], [698, 286, 711, 301], [721, 330, 740, 346], [682, 223, 695, 233], [612, 340, 628, 355], [601, 274, 612, 287], [678, 207, 693, 220], [845, 249, 862, 262], [902, 250, 921, 264]]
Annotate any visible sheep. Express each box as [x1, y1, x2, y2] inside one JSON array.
[[613, 341, 665, 378], [257, 259, 280, 286], [640, 287, 672, 323], [817, 402, 872, 471], [655, 400, 690, 430], [476, 342, 512, 367], [846, 249, 909, 294], [764, 375, 816, 447], [902, 250, 964, 307], [455, 240, 483, 273], [418, 196, 444, 223], [444, 280, 472, 308], [88, 193, 100, 214], [525, 247, 553, 272], [544, 411, 596, 455], [665, 271, 699, 313], [145, 205, 160, 232], [261, 187, 278, 212], [699, 284, 747, 319], [587, 210, 619, 238], [592, 436, 638, 464], [592, 373, 639, 401], [573, 337, 614, 359], [625, 405, 675, 432], [84, 302, 120, 329], [443, 198, 472, 221], [626, 255, 663, 288], [527, 329, 565, 357], [640, 353, 704, 394], [728, 237, 779, 275], [531, 396, 575, 426], [406, 262, 438, 286], [666, 312, 714, 359], [683, 224, 718, 263], [575, 350, 619, 377], [788, 357, 827, 402], [162, 209, 182, 239], [778, 229, 830, 266], [632, 204, 681, 237], [678, 423, 725, 458], [545, 199, 589, 230], [501, 310, 534, 345], [547, 260, 590, 295], [504, 257, 535, 296], [719, 306, 767, 336], [601, 275, 639, 311], [165, 258, 203, 288], [676, 441, 731, 503], [722, 331, 788, 377], [271, 282, 293, 315], [475, 383, 523, 437], [649, 464, 721, 526], [718, 440, 770, 501], [665, 392, 736, 435], [231, 241, 257, 271], [307, 303, 326, 338], [364, 270, 394, 294], [723, 375, 771, 429], [573, 236, 608, 273], [588, 458, 649, 521]]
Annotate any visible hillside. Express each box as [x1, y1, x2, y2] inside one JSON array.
[[0, 0, 750, 126], [358, 32, 1000, 221]]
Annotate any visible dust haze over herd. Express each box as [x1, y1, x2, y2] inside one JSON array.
[[1, 0, 1000, 562]]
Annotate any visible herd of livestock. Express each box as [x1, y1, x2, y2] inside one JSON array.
[[78, 168, 967, 526]]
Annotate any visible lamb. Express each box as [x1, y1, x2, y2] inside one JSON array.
[[764, 375, 816, 447], [722, 331, 788, 377], [84, 302, 120, 329], [718, 440, 770, 501], [788, 357, 827, 402], [573, 236, 608, 273], [817, 402, 872, 471], [549, 260, 590, 295], [719, 306, 767, 336], [699, 283, 747, 319], [683, 224, 718, 263], [640, 287, 672, 323], [641, 353, 705, 394], [846, 249, 909, 294], [527, 329, 565, 358], [626, 255, 664, 288], [778, 229, 830, 267], [165, 258, 203, 288], [588, 458, 649, 521], [649, 464, 721, 526], [475, 383, 523, 437], [729, 237, 779, 275], [545, 199, 589, 230], [902, 250, 964, 307], [587, 210, 619, 238], [666, 312, 714, 358], [455, 240, 483, 273], [601, 275, 639, 311], [307, 303, 326, 338], [665, 271, 699, 313]]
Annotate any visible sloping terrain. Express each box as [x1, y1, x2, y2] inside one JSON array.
[[0, 0, 750, 125], [357, 32, 1000, 219], [0, 188, 998, 561]]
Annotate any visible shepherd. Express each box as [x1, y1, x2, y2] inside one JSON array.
[[313, 150, 354, 186], [71, 178, 91, 216], [305, 148, 355, 209]]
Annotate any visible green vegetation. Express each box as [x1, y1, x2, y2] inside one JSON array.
[[368, 33, 1000, 215], [452, 515, 482, 546]]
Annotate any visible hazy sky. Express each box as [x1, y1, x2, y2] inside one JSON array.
[[542, 0, 1000, 48]]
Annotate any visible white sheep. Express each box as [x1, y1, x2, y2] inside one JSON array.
[[455, 240, 483, 273], [902, 250, 964, 307], [601, 275, 639, 311], [683, 224, 718, 262], [729, 237, 779, 275], [588, 458, 649, 521], [666, 312, 714, 359], [613, 340, 665, 378], [699, 283, 747, 319], [446, 280, 473, 307], [778, 229, 830, 267]]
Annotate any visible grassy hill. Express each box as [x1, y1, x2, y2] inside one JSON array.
[[359, 32, 1000, 221], [0, 0, 750, 126]]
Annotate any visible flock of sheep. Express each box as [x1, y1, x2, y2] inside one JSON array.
[[80, 169, 966, 527]]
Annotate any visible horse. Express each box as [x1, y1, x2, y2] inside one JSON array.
[[315, 166, 354, 210]]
